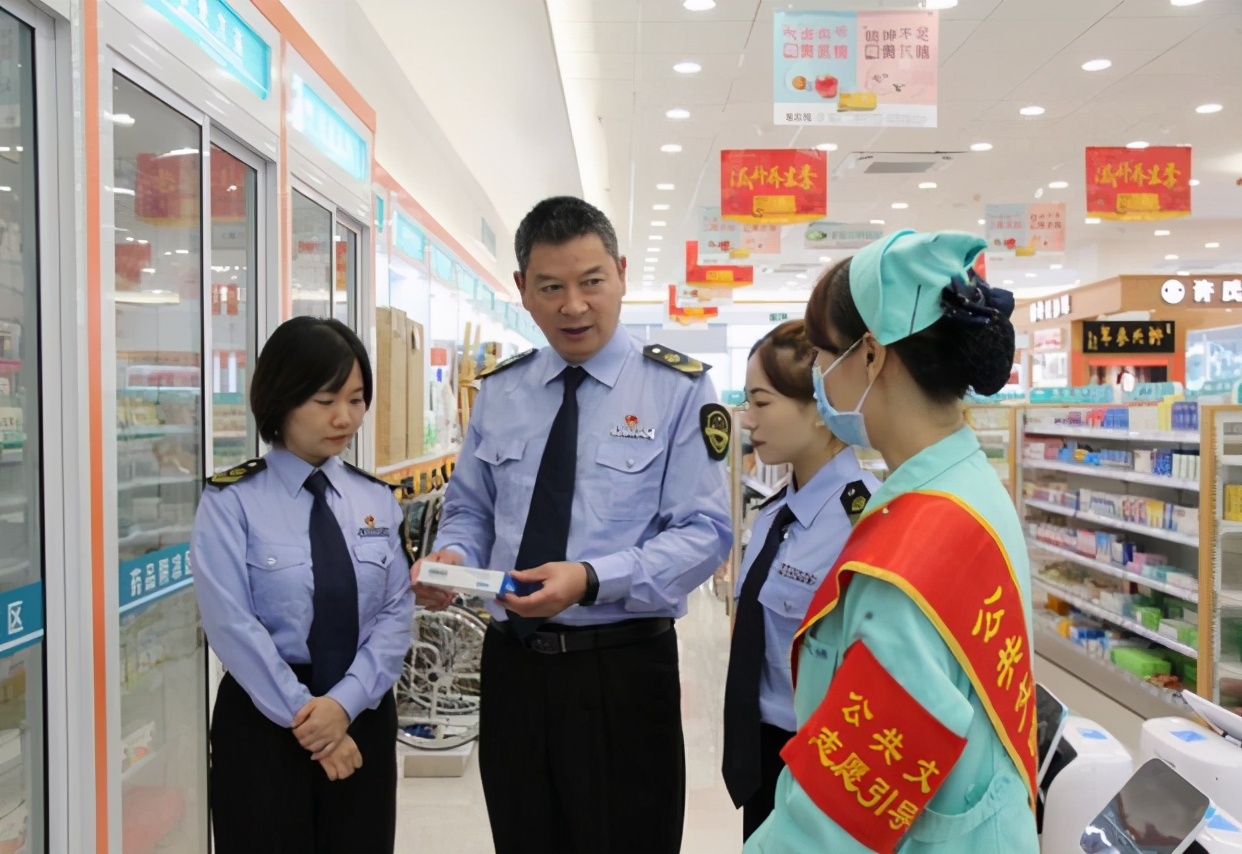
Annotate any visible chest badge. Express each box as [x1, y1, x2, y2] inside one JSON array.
[[610, 414, 656, 441], [358, 515, 391, 539]]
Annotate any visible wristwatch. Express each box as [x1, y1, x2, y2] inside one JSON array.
[[579, 561, 599, 606]]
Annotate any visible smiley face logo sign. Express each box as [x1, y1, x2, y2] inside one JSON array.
[[700, 404, 731, 461]]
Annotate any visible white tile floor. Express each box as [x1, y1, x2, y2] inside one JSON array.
[[396, 584, 743, 853]]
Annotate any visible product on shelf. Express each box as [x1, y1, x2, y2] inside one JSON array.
[[1024, 402, 1200, 434]]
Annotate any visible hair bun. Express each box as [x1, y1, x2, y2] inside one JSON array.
[[964, 317, 1016, 397]]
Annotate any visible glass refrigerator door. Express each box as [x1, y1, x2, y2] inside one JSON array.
[[110, 73, 209, 853], [0, 8, 45, 853]]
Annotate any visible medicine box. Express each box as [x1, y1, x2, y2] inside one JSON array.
[[420, 561, 518, 600]]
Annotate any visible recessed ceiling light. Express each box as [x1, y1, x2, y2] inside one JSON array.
[[1165, 254, 1179, 260], [673, 61, 702, 74], [1155, 229, 1171, 236], [1048, 181, 1069, 189], [970, 142, 993, 152], [651, 220, 666, 227], [978, 219, 986, 225], [1171, 0, 1206, 6], [1082, 59, 1112, 72], [922, 0, 958, 8], [666, 108, 690, 120], [1196, 103, 1223, 114], [683, 0, 715, 9], [1025, 273, 1038, 278], [1177, 270, 1190, 276], [647, 247, 661, 253], [892, 202, 909, 209], [1190, 179, 1201, 186], [644, 257, 658, 263], [1206, 242, 1220, 248], [918, 182, 937, 190], [1127, 141, 1150, 149], [660, 144, 683, 153], [653, 204, 670, 211], [815, 143, 838, 152], [649, 235, 663, 241], [1003, 279, 1015, 285], [1020, 106, 1046, 116], [870, 219, 886, 225], [1050, 264, 1063, 270], [656, 183, 675, 190], [643, 266, 655, 272], [819, 256, 832, 263], [1085, 217, 1101, 224]]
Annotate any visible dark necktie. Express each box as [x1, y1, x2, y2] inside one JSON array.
[[509, 366, 587, 639], [723, 499, 796, 808], [304, 470, 360, 695]]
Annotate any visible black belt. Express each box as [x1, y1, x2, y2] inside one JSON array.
[[494, 617, 673, 654]]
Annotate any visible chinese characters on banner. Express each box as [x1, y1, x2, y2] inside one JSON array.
[[697, 207, 741, 259], [685, 241, 755, 287], [1085, 146, 1192, 221], [1027, 294, 1072, 324], [773, 10, 938, 127], [1083, 321, 1176, 355], [721, 149, 828, 225], [984, 203, 1066, 255], [1159, 276, 1242, 307]]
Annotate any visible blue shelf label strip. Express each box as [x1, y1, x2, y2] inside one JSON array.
[[146, 0, 271, 99], [0, 581, 44, 657], [290, 74, 369, 183], [119, 543, 195, 614]]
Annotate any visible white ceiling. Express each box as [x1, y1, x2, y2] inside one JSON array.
[[546, 0, 1242, 304]]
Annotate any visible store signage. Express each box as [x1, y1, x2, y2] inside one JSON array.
[[770, 312, 790, 322], [1082, 321, 1175, 355], [430, 245, 454, 283], [804, 221, 884, 250], [1124, 382, 1181, 403], [668, 285, 719, 323], [1033, 328, 1064, 353], [720, 149, 827, 225], [685, 241, 754, 288], [147, 0, 271, 99], [1029, 386, 1116, 405], [289, 74, 369, 182], [984, 203, 1066, 255], [0, 581, 44, 658], [119, 543, 194, 615], [1027, 294, 1072, 324], [773, 10, 938, 127], [1159, 276, 1242, 307], [374, 194, 385, 233], [393, 212, 427, 263], [1085, 146, 1192, 221], [697, 207, 740, 259]]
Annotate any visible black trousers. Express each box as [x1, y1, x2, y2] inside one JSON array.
[[479, 622, 686, 854], [209, 673, 397, 854], [742, 723, 796, 841]]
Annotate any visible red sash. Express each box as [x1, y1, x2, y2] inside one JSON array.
[[791, 490, 1038, 804]]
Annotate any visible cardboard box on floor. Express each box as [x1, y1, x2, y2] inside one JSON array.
[[375, 306, 409, 468], [406, 319, 426, 460]]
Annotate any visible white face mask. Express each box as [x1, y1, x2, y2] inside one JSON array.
[[811, 338, 877, 449]]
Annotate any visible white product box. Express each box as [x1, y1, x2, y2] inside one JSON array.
[[420, 561, 518, 600]]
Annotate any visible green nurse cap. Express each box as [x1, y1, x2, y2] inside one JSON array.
[[850, 229, 989, 346]]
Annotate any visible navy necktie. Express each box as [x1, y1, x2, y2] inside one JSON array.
[[509, 366, 587, 639], [723, 500, 796, 808], [304, 470, 359, 695]]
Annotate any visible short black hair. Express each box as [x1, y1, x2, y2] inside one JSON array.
[[250, 317, 373, 444], [514, 196, 620, 275], [805, 257, 1015, 402]]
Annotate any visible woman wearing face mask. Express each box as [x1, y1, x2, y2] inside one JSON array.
[[723, 320, 879, 841], [745, 231, 1038, 854]]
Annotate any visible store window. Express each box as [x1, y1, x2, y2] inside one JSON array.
[[333, 219, 357, 326], [111, 72, 210, 852], [0, 8, 45, 853], [291, 190, 331, 319]]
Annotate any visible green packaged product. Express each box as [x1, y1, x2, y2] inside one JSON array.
[[1178, 626, 1199, 648], [1133, 606, 1163, 632], [1111, 647, 1173, 679]]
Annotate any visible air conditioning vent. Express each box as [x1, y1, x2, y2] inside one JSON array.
[[835, 151, 962, 179]]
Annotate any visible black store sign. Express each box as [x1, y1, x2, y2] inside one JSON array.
[[1082, 320, 1176, 354]]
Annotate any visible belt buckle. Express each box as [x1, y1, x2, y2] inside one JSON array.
[[527, 633, 564, 654]]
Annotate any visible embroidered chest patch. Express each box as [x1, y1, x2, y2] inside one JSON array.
[[777, 564, 818, 587], [610, 414, 656, 441]]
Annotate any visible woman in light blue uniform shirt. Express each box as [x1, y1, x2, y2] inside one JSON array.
[[746, 232, 1038, 854], [191, 317, 416, 854], [723, 319, 879, 840]]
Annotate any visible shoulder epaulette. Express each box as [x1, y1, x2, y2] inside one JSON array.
[[756, 485, 788, 511], [345, 461, 396, 490], [206, 458, 266, 488], [643, 344, 709, 377], [839, 479, 872, 525], [478, 349, 536, 380]]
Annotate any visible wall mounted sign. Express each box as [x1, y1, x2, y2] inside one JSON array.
[[1085, 146, 1191, 221], [1159, 276, 1242, 307], [289, 74, 369, 182], [1029, 386, 1116, 404], [1027, 294, 1072, 324], [1082, 321, 1176, 355], [147, 0, 271, 99], [773, 9, 939, 127], [393, 211, 427, 263], [0, 581, 44, 657], [985, 203, 1065, 255], [119, 542, 194, 615], [720, 149, 827, 224]]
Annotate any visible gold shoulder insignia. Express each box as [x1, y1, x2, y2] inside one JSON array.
[[206, 458, 266, 488], [478, 349, 537, 380], [839, 480, 872, 525], [643, 344, 710, 377]]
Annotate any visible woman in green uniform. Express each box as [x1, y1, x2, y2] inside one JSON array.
[[745, 230, 1038, 854]]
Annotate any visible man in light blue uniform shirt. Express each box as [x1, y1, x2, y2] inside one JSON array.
[[416, 196, 731, 854]]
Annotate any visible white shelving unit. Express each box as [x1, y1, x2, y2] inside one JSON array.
[[1024, 497, 1200, 548], [1023, 459, 1200, 492], [1029, 540, 1198, 602], [1031, 576, 1198, 658], [1024, 423, 1199, 444]]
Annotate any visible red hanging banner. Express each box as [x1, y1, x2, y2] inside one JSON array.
[[1085, 146, 1192, 221], [685, 241, 755, 287], [721, 149, 828, 224]]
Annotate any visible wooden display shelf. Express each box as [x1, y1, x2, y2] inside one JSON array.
[[376, 450, 457, 488]]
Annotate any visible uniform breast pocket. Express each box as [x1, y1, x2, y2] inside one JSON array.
[[474, 438, 531, 523], [758, 562, 822, 622], [587, 441, 666, 521], [245, 542, 312, 629], [352, 541, 393, 620]]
